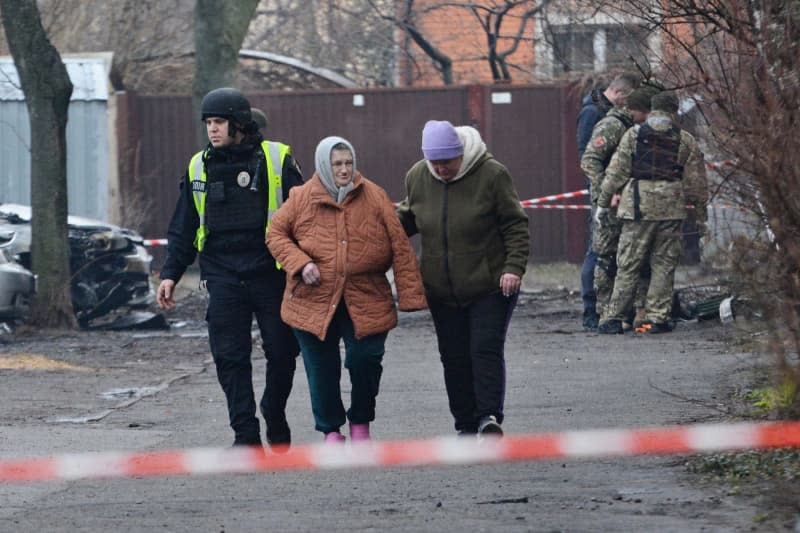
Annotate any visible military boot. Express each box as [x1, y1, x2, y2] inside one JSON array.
[[647, 322, 674, 334], [597, 319, 624, 334]]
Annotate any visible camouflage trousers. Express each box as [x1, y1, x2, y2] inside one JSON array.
[[604, 219, 683, 324], [592, 211, 649, 321]]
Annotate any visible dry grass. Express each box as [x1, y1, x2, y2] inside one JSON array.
[[0, 353, 93, 372]]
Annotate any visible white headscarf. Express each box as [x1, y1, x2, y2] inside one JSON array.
[[315, 136, 357, 203]]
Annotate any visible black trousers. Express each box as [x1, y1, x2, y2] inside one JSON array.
[[429, 291, 517, 433], [206, 276, 299, 444]]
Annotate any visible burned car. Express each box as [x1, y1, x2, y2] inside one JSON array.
[[0, 204, 154, 327], [0, 230, 36, 322]]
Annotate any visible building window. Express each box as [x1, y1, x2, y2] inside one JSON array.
[[551, 28, 595, 74], [605, 25, 650, 70], [544, 24, 652, 76]]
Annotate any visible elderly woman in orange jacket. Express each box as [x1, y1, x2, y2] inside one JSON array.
[[266, 136, 426, 443]]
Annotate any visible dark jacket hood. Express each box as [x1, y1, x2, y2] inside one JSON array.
[[582, 88, 612, 111]]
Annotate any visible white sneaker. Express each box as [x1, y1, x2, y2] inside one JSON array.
[[478, 415, 503, 438]]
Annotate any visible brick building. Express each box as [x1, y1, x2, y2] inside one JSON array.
[[395, 1, 661, 86]]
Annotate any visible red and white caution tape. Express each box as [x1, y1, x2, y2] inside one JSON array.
[[142, 239, 168, 247], [1, 420, 799, 483], [520, 189, 589, 207], [524, 204, 590, 210], [705, 160, 736, 171]]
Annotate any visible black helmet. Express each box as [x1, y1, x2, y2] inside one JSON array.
[[250, 107, 268, 130], [200, 87, 251, 125]]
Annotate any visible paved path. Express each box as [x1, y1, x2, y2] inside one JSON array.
[[0, 283, 784, 532]]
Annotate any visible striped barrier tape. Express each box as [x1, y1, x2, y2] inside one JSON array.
[[520, 189, 589, 207], [523, 203, 738, 211], [140, 204, 740, 248], [524, 204, 590, 210], [1, 420, 798, 483], [140, 183, 744, 246], [522, 202, 739, 211]]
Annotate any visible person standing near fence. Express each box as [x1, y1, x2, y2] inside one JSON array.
[[596, 92, 708, 334], [581, 86, 658, 328], [577, 73, 640, 331], [156, 88, 302, 448], [397, 120, 529, 437]]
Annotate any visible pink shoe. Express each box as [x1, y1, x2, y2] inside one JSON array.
[[324, 431, 345, 443], [349, 422, 370, 441]]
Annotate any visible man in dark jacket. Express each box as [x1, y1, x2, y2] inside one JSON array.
[[157, 88, 303, 449], [577, 73, 639, 330]]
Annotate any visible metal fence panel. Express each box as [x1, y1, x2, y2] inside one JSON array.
[[485, 86, 569, 262], [0, 100, 110, 221], [66, 101, 109, 220], [0, 101, 31, 204], [119, 86, 585, 264]]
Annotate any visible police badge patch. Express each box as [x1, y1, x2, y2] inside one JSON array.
[[237, 171, 251, 188]]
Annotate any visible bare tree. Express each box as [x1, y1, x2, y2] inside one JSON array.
[[193, 0, 260, 146], [467, 0, 551, 82], [576, 0, 800, 413], [368, 0, 454, 85], [0, 1, 195, 93], [368, 0, 550, 85], [0, 0, 76, 328], [244, 1, 398, 87]]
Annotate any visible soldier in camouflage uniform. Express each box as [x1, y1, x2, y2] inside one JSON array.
[[577, 73, 640, 331], [596, 92, 708, 334], [580, 87, 657, 324]]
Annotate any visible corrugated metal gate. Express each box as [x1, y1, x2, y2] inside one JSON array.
[[0, 56, 113, 222], [117, 84, 587, 264]]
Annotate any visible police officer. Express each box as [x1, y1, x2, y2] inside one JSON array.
[[596, 92, 708, 334], [581, 86, 658, 327], [157, 87, 303, 447]]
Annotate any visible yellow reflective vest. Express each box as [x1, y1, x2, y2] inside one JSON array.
[[187, 140, 291, 254]]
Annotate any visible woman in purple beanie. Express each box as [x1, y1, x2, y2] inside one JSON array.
[[397, 120, 530, 437]]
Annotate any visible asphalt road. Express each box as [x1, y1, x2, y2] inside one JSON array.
[[0, 273, 792, 532]]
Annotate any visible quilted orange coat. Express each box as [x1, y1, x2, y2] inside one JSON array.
[[266, 173, 427, 341]]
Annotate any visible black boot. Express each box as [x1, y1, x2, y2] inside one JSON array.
[[232, 434, 262, 447], [647, 322, 674, 334], [597, 319, 624, 334], [265, 418, 291, 453]]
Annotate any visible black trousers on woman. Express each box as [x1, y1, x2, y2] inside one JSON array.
[[428, 291, 518, 433]]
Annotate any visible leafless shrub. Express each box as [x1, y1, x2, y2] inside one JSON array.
[[587, 0, 800, 415]]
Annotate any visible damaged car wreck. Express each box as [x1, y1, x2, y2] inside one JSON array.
[[0, 204, 161, 329], [0, 230, 36, 323]]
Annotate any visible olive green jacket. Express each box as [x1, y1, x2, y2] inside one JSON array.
[[397, 151, 529, 306]]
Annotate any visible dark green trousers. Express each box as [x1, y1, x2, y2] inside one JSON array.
[[293, 302, 387, 434]]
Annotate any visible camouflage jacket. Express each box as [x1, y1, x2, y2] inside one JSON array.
[[597, 111, 708, 221], [580, 106, 634, 203]]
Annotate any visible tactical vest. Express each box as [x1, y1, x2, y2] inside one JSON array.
[[630, 124, 683, 220], [600, 112, 635, 169], [188, 140, 290, 253], [631, 124, 683, 182]]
